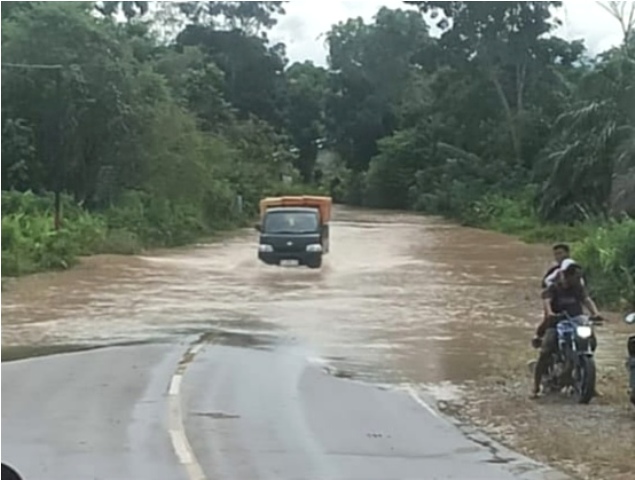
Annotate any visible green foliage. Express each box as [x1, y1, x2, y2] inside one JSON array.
[[1, 2, 320, 277], [463, 190, 540, 233], [574, 220, 635, 308], [325, 8, 433, 172], [1, 191, 107, 276]]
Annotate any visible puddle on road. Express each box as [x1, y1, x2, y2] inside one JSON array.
[[2, 205, 633, 479]]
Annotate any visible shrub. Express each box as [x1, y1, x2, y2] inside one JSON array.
[[574, 219, 635, 309]]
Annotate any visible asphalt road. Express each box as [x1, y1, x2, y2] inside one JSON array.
[[2, 334, 569, 480]]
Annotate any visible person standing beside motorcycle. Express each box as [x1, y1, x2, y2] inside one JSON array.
[[531, 260, 602, 398]]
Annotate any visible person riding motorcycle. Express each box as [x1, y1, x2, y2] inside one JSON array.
[[531, 260, 602, 398]]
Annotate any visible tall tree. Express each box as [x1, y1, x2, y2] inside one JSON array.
[[285, 61, 328, 182], [325, 7, 432, 171], [407, 1, 564, 164], [539, 4, 635, 220], [1, 2, 165, 203]]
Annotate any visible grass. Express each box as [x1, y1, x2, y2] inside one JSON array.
[[0, 190, 242, 277]]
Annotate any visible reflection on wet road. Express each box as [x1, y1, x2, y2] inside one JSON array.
[[2, 207, 550, 384]]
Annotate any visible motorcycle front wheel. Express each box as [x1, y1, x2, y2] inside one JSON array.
[[574, 355, 596, 404]]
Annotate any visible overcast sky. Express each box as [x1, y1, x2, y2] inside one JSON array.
[[270, 1, 627, 66]]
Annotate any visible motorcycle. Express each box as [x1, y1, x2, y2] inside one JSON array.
[[535, 312, 601, 404], [625, 312, 635, 406]]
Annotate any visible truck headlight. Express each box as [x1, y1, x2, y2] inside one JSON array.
[[306, 244, 323, 253], [259, 244, 274, 253]]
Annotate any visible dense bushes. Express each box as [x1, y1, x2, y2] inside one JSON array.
[[2, 191, 107, 275], [1, 179, 249, 277], [574, 220, 635, 309]]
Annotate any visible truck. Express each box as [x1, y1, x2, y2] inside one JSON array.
[[255, 195, 332, 269]]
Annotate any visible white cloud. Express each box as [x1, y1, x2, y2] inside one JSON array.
[[271, 0, 627, 66]]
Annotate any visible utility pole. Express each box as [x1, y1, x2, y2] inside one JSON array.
[[2, 63, 65, 230]]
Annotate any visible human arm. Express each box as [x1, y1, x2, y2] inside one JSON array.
[[578, 285, 602, 318], [535, 288, 556, 339], [582, 295, 600, 318], [541, 265, 559, 289], [541, 287, 555, 317]]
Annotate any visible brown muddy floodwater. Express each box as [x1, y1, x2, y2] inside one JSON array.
[[2, 206, 634, 479]]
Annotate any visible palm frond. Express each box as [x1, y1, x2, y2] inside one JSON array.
[[436, 142, 483, 163]]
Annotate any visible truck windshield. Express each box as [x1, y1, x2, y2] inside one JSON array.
[[263, 211, 319, 234]]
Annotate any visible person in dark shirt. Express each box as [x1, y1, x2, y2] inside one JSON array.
[[531, 260, 602, 398]]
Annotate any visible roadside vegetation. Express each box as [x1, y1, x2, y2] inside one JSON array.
[[2, 1, 634, 308]]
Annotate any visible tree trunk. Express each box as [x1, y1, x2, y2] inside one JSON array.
[[489, 69, 522, 163]]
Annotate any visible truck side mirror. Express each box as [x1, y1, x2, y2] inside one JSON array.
[[254, 224, 261, 232], [625, 313, 635, 325]]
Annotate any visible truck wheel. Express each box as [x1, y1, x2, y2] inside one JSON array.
[[307, 257, 322, 269]]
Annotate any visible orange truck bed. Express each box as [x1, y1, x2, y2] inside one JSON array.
[[259, 196, 332, 223]]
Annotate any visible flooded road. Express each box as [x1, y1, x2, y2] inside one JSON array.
[[2, 207, 547, 377], [2, 207, 634, 479]]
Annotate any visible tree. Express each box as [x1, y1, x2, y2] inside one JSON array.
[[285, 61, 328, 181], [539, 6, 635, 220], [176, 26, 288, 127], [598, 1, 635, 51], [2, 2, 146, 203], [406, 1, 564, 164], [94, 1, 149, 20], [177, 1, 285, 35], [325, 7, 432, 171]]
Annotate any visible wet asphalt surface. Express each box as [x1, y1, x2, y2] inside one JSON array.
[[2, 340, 568, 480], [3, 206, 628, 479]]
